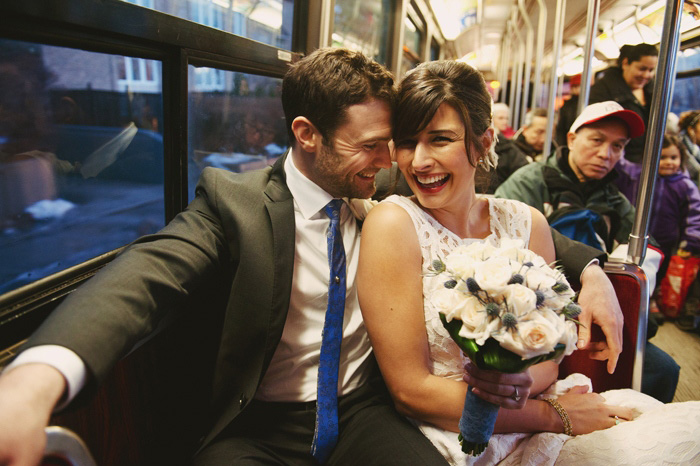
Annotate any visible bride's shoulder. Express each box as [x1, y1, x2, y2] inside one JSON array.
[[364, 196, 415, 228], [486, 196, 532, 217]]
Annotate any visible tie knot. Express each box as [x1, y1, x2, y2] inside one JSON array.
[[323, 199, 343, 220]]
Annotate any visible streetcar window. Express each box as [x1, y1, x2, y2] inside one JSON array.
[[120, 0, 294, 51], [400, 15, 422, 77], [0, 39, 165, 295], [332, 0, 393, 67], [671, 46, 700, 116], [187, 68, 287, 201]]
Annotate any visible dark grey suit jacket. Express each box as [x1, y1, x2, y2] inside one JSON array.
[[25, 155, 296, 447]]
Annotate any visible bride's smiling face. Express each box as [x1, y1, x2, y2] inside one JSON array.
[[394, 103, 481, 211]]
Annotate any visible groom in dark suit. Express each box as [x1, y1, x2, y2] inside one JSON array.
[[0, 48, 621, 465]]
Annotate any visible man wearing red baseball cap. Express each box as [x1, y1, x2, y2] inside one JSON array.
[[495, 100, 680, 404]]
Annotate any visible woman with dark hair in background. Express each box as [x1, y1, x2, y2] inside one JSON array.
[[589, 43, 658, 163]]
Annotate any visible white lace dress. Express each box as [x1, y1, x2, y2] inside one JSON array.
[[383, 194, 700, 466]]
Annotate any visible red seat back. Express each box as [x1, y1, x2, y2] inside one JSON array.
[[559, 261, 648, 392]]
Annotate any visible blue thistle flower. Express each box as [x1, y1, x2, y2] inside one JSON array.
[[508, 273, 524, 285], [432, 259, 446, 273], [485, 302, 500, 318], [444, 279, 458, 289], [502, 312, 518, 331], [564, 302, 582, 318], [466, 277, 481, 293], [552, 281, 570, 294], [535, 290, 546, 307]]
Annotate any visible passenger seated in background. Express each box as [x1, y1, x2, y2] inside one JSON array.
[[513, 107, 553, 162], [679, 110, 700, 185], [496, 101, 680, 403], [589, 43, 658, 163], [617, 133, 700, 330], [555, 74, 581, 147], [492, 102, 515, 139], [359, 61, 700, 466], [489, 103, 529, 194]]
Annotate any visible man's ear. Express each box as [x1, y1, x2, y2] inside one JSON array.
[[291, 116, 320, 152], [567, 131, 576, 150]]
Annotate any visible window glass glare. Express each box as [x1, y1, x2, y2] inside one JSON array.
[[333, 0, 392, 66], [0, 39, 165, 295], [188, 67, 288, 201], [121, 0, 294, 50]]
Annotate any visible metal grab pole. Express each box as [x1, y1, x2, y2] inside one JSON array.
[[518, 0, 535, 123], [578, 0, 600, 112], [544, 0, 566, 160], [512, 12, 525, 130], [533, 0, 547, 108], [627, 0, 683, 265]]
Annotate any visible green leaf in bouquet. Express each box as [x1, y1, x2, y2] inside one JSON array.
[[439, 313, 566, 373]]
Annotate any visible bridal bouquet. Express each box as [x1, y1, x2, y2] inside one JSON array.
[[428, 238, 580, 456]]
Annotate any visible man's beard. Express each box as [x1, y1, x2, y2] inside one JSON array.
[[312, 141, 376, 199]]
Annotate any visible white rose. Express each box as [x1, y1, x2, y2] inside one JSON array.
[[559, 320, 579, 357], [502, 284, 537, 316], [546, 292, 575, 311], [460, 241, 496, 261], [525, 268, 557, 291], [495, 313, 561, 359], [473, 256, 512, 292], [459, 295, 485, 330], [429, 287, 470, 323], [459, 315, 500, 346], [493, 238, 528, 261], [444, 249, 476, 281]]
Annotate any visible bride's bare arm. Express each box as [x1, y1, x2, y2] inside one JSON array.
[[357, 202, 581, 434]]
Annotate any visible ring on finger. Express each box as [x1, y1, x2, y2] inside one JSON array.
[[614, 415, 620, 425], [511, 385, 521, 402]]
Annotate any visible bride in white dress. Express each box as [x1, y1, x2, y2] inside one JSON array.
[[356, 60, 700, 465]]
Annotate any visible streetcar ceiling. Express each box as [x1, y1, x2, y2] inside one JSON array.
[[441, 0, 699, 77]]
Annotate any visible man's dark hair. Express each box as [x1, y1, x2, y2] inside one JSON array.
[[281, 48, 395, 145], [393, 60, 492, 167], [524, 107, 548, 127], [617, 43, 659, 67]]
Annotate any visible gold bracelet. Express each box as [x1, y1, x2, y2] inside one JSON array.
[[545, 397, 574, 436]]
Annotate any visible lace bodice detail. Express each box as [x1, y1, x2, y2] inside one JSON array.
[[383, 194, 532, 380]]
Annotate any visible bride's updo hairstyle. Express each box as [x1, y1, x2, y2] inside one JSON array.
[[393, 60, 492, 168]]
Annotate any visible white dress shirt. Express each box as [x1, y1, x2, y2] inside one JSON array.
[[254, 153, 373, 401]]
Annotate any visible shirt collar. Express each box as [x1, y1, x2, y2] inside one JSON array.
[[285, 149, 339, 219]]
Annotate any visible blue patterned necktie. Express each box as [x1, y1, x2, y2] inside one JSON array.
[[311, 199, 347, 463]]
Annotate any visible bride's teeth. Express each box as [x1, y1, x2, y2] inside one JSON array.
[[417, 174, 447, 185]]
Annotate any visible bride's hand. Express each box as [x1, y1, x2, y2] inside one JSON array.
[[554, 385, 635, 435], [463, 360, 533, 409]]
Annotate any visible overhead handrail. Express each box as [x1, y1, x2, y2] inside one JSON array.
[[544, 0, 567, 159], [533, 0, 547, 108], [518, 0, 535, 122], [627, 0, 684, 265], [578, 0, 601, 112]]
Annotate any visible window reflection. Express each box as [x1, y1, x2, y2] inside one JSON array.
[[122, 0, 294, 51], [0, 39, 165, 295], [187, 67, 287, 200], [332, 0, 392, 66]]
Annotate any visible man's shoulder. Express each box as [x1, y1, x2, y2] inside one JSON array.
[[495, 161, 547, 197]]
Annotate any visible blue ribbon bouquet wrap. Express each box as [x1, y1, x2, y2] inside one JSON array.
[[429, 239, 580, 456]]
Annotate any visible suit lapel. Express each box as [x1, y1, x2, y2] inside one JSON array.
[[261, 154, 296, 372]]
